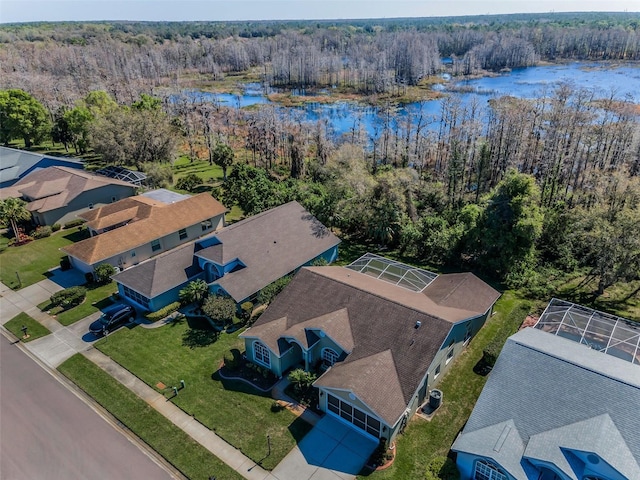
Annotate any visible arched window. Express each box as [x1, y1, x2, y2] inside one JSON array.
[[322, 348, 339, 367], [254, 341, 270, 367], [475, 459, 507, 480]]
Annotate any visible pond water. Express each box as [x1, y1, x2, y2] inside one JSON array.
[[192, 62, 640, 139]]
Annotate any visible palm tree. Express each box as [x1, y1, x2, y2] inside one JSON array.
[[0, 197, 31, 243], [179, 279, 209, 306]]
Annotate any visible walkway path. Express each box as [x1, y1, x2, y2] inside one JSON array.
[[0, 278, 364, 480]]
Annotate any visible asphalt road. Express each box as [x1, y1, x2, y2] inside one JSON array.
[[0, 335, 175, 480]]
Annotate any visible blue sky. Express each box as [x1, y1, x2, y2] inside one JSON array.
[[1, 0, 638, 23]]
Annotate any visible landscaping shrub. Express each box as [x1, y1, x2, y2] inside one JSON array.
[[93, 263, 116, 284], [425, 456, 460, 480], [240, 301, 253, 320], [202, 295, 236, 324], [257, 275, 292, 305], [369, 439, 393, 467], [482, 303, 530, 367], [32, 226, 52, 239], [288, 368, 317, 393], [175, 173, 201, 192], [223, 349, 240, 370], [50, 286, 87, 309], [64, 219, 85, 229], [51, 223, 61, 232], [60, 255, 71, 271], [145, 301, 181, 322]]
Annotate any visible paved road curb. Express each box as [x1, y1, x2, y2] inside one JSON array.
[[0, 326, 187, 480]]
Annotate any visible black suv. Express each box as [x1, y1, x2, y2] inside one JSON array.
[[89, 304, 136, 335]]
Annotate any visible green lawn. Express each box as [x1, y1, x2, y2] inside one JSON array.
[[173, 156, 224, 183], [365, 292, 529, 480], [58, 354, 243, 480], [3, 312, 51, 342], [95, 319, 311, 470], [0, 230, 79, 289], [39, 281, 116, 326]]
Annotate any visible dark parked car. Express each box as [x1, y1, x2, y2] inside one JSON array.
[[89, 304, 136, 335]]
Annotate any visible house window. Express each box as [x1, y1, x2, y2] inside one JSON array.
[[179, 228, 188, 240], [322, 348, 339, 367], [475, 460, 507, 480], [131, 251, 136, 257], [464, 323, 473, 345], [434, 364, 441, 379], [122, 285, 150, 309], [326, 393, 381, 437], [254, 341, 270, 367], [201, 220, 212, 231], [151, 239, 161, 252], [446, 340, 455, 364]]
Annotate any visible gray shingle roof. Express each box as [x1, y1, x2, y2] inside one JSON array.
[[196, 201, 340, 302], [112, 242, 202, 298], [0, 146, 83, 185], [242, 267, 465, 426], [452, 327, 640, 480]]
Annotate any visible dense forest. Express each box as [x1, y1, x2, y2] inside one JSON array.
[[1, 14, 639, 315]]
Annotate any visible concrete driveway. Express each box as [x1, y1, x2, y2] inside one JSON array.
[[272, 415, 377, 480]]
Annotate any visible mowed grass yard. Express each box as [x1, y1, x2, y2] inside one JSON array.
[[58, 354, 244, 480], [0, 229, 80, 289], [3, 312, 51, 342], [95, 319, 311, 471], [366, 292, 528, 480]]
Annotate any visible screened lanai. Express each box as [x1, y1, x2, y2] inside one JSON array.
[[96, 165, 147, 186], [346, 253, 438, 292], [535, 298, 640, 365]]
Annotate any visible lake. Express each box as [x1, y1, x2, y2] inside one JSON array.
[[191, 62, 640, 139]]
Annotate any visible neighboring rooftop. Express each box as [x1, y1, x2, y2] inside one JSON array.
[[95, 165, 147, 186], [112, 242, 201, 298], [535, 298, 640, 365], [452, 327, 640, 480], [243, 265, 499, 426], [0, 146, 84, 187], [195, 201, 340, 302], [62, 193, 227, 265], [0, 166, 135, 213]]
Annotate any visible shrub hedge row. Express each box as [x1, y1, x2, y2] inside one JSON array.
[[482, 303, 530, 367], [144, 301, 181, 321], [50, 286, 87, 309]]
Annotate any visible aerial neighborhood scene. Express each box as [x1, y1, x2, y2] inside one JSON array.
[[1, 1, 640, 479]]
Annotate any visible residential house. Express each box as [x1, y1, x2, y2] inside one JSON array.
[[0, 146, 84, 188], [240, 254, 500, 443], [452, 299, 640, 480], [62, 190, 226, 274], [0, 165, 137, 226], [111, 201, 340, 311]]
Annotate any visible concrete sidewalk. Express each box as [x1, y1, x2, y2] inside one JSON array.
[[2, 278, 360, 480], [1, 280, 277, 480]]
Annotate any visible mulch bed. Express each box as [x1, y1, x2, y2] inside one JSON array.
[[219, 362, 279, 391]]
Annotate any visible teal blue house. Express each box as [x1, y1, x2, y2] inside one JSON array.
[[113, 201, 340, 311]]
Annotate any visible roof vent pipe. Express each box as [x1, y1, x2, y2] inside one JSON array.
[[415, 321, 422, 329]]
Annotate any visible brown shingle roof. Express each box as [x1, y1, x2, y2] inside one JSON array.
[[62, 193, 227, 265], [196, 201, 340, 302], [242, 267, 467, 425], [0, 166, 135, 213]]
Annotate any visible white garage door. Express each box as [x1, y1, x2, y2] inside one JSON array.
[[327, 393, 381, 438]]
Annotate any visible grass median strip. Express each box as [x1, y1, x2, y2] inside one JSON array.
[[58, 354, 244, 480], [3, 312, 51, 342]]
